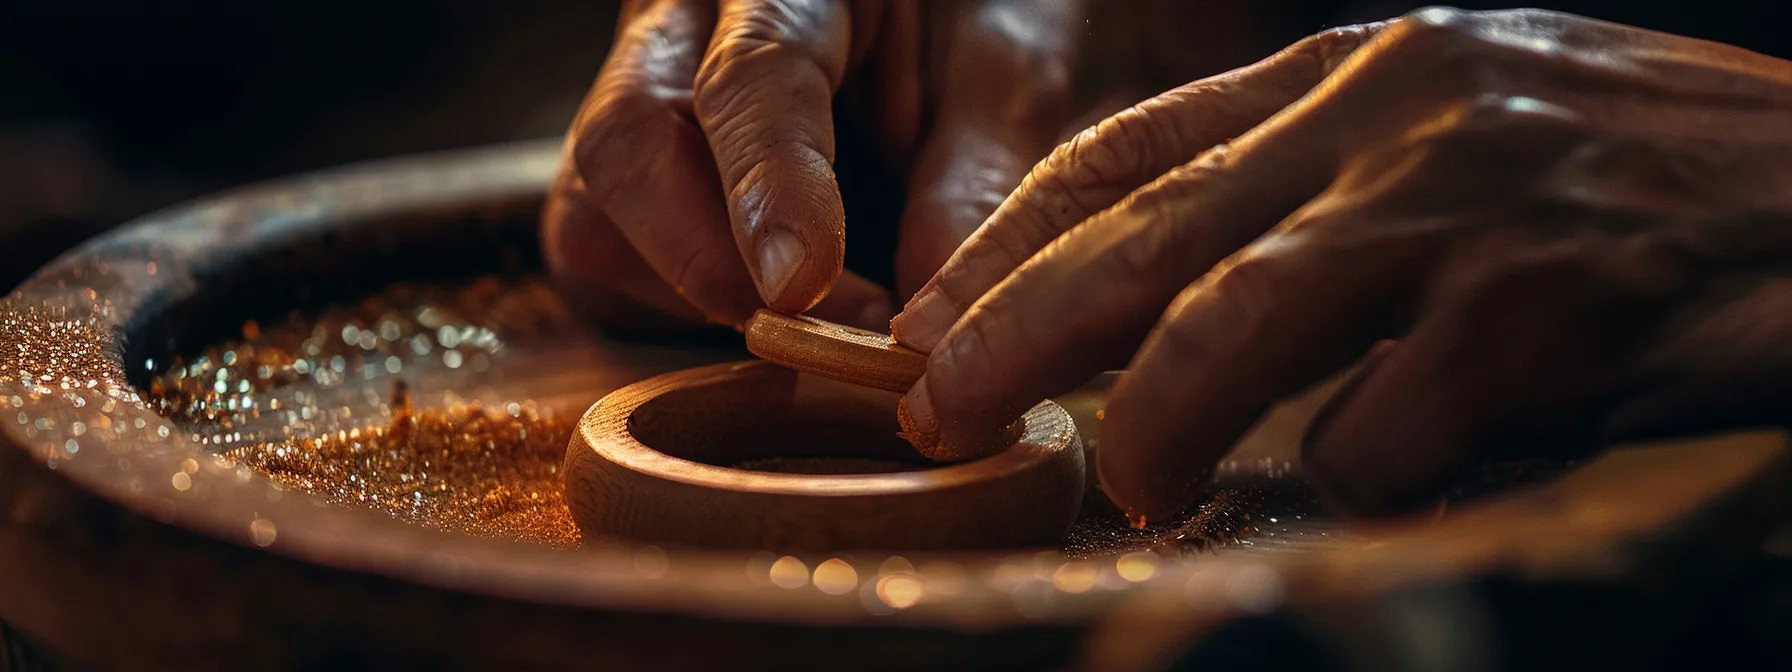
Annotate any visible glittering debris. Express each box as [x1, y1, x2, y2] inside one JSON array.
[[144, 277, 584, 548], [148, 277, 565, 431], [1064, 485, 1278, 559], [225, 383, 580, 548]]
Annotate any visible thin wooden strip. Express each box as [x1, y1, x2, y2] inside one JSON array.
[[743, 310, 927, 393]]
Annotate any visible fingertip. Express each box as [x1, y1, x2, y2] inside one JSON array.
[[1095, 357, 1253, 525], [755, 228, 809, 307], [1093, 419, 1215, 524], [900, 370, 1008, 463], [897, 380, 939, 456], [737, 170, 847, 314], [1297, 357, 1475, 521], [889, 289, 956, 353]]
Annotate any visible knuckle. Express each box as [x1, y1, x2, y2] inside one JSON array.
[[1034, 129, 1119, 210], [941, 217, 1039, 298], [692, 36, 782, 120], [1400, 6, 1480, 35], [1374, 8, 1495, 65], [1297, 22, 1387, 73], [1380, 7, 1564, 75], [1099, 206, 1182, 289], [569, 88, 678, 203], [1073, 103, 1176, 187], [695, 5, 846, 110], [1376, 17, 1469, 64], [1397, 94, 1587, 162], [1056, 124, 1120, 188], [952, 3, 1077, 118], [1011, 163, 1104, 242], [974, 42, 1075, 114]]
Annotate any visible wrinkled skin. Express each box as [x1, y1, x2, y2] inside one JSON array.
[[891, 8, 1792, 520], [542, 0, 1220, 332]]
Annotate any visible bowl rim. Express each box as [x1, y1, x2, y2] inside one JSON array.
[[583, 360, 1079, 497]]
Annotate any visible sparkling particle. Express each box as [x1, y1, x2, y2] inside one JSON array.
[[171, 471, 191, 491], [133, 279, 579, 548]]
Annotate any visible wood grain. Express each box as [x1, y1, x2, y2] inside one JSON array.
[[565, 360, 1086, 553]]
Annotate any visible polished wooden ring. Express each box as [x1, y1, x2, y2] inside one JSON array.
[[565, 360, 1085, 553]]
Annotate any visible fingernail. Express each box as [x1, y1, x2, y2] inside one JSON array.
[[756, 230, 805, 305], [889, 290, 955, 353], [897, 377, 939, 454]]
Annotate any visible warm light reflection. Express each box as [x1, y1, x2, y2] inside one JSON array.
[[248, 518, 277, 547], [770, 556, 809, 589], [1050, 562, 1097, 594], [1116, 551, 1159, 582], [875, 574, 923, 609], [877, 555, 914, 575], [813, 558, 857, 595]]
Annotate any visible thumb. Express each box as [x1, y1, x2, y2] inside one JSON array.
[[694, 0, 855, 313]]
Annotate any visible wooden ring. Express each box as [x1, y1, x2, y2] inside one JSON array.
[[565, 360, 1084, 552]]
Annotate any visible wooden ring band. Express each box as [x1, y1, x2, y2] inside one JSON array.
[[564, 361, 1085, 553]]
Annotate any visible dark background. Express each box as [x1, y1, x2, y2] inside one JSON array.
[[1, 0, 1785, 290]]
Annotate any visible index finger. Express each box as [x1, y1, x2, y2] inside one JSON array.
[[890, 24, 1384, 352], [693, 0, 856, 314]]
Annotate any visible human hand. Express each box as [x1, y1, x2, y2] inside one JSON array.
[[542, 0, 1149, 332], [889, 8, 1792, 521]]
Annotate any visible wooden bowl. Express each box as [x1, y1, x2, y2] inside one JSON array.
[[565, 361, 1084, 552], [1, 140, 1787, 670]]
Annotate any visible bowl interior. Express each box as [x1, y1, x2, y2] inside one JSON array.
[[630, 366, 933, 474]]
